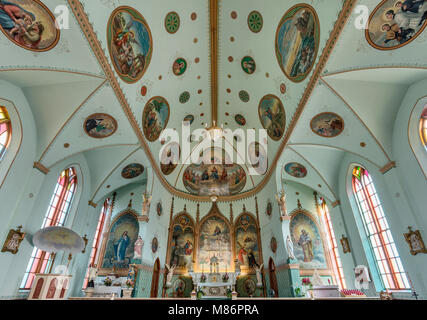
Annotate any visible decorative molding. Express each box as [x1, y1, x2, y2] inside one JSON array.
[[331, 200, 341, 208], [280, 215, 290, 222], [209, 0, 218, 124], [380, 161, 396, 174], [88, 201, 97, 208], [33, 162, 49, 174], [138, 215, 149, 223]]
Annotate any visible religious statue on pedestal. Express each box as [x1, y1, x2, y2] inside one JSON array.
[[275, 190, 287, 217], [142, 192, 152, 216], [133, 235, 144, 259], [286, 235, 295, 261], [210, 254, 219, 273], [165, 264, 176, 288], [254, 264, 264, 288]]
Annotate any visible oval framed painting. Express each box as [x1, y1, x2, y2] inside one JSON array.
[[366, 0, 427, 50], [107, 6, 153, 83], [142, 96, 170, 142], [84, 113, 118, 138], [160, 141, 180, 175], [156, 201, 162, 216], [270, 237, 277, 253], [172, 57, 187, 76], [258, 94, 286, 141], [310, 112, 344, 138], [241, 56, 256, 74], [121, 163, 144, 179], [275, 4, 320, 82], [248, 141, 268, 175], [285, 162, 307, 178], [235, 114, 246, 126], [0, 0, 60, 52], [266, 201, 272, 217], [151, 237, 158, 253]]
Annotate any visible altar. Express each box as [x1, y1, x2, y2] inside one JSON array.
[[190, 272, 238, 299]]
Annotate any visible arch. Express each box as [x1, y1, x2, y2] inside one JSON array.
[[46, 279, 57, 299], [150, 258, 161, 298], [32, 278, 44, 299], [268, 258, 278, 297]]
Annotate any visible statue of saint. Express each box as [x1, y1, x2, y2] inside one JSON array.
[[165, 264, 176, 287], [286, 235, 295, 260], [275, 190, 287, 216], [88, 264, 98, 288], [254, 264, 264, 287], [133, 236, 144, 259], [142, 192, 152, 216]]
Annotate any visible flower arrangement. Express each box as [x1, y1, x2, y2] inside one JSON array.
[[301, 277, 312, 289], [126, 279, 134, 288], [226, 289, 233, 299], [104, 277, 112, 287], [222, 273, 229, 282], [200, 273, 207, 283]]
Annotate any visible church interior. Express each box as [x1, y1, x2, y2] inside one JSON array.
[[1, 0, 427, 302]]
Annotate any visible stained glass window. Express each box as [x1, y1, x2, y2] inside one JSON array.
[[82, 198, 110, 288], [20, 168, 77, 290], [420, 106, 427, 150], [352, 166, 409, 290], [0, 106, 11, 161], [320, 198, 346, 289]]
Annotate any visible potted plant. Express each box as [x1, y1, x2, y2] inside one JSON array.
[[197, 289, 205, 299], [104, 277, 112, 287], [301, 278, 313, 297], [226, 289, 233, 299], [122, 279, 134, 298]]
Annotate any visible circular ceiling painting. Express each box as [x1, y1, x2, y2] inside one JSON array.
[[121, 163, 144, 179], [310, 112, 344, 138], [275, 4, 320, 82], [247, 11, 263, 33], [183, 114, 195, 125], [241, 56, 256, 74], [84, 113, 117, 138], [160, 142, 180, 175], [248, 141, 268, 175], [107, 6, 153, 83], [366, 0, 427, 50], [172, 58, 187, 76], [142, 96, 170, 142], [258, 94, 286, 141], [285, 162, 307, 178], [179, 91, 190, 104], [0, 0, 60, 52], [235, 114, 246, 126], [165, 11, 180, 34], [239, 90, 250, 102]]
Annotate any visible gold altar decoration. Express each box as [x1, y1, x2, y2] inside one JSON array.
[[1, 226, 25, 254]]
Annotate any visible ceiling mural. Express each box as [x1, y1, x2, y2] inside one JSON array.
[[285, 162, 307, 178], [121, 163, 144, 179], [107, 6, 153, 83], [160, 142, 180, 176], [366, 0, 427, 50], [0, 0, 60, 51], [275, 4, 320, 82], [310, 112, 344, 138], [247, 10, 263, 33], [172, 57, 187, 76], [164, 11, 180, 34], [234, 114, 246, 126], [142, 96, 170, 142], [241, 56, 256, 75], [84, 113, 118, 139], [258, 94, 286, 141]]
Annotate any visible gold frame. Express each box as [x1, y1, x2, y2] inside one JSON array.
[[404, 227, 427, 256], [1, 226, 25, 254], [83, 113, 118, 139], [340, 235, 351, 254], [310, 112, 345, 138]]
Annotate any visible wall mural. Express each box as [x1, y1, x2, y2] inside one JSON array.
[[107, 6, 153, 83], [248, 141, 268, 175], [0, 0, 60, 51], [101, 212, 139, 269], [366, 0, 427, 50], [160, 142, 180, 175], [142, 96, 170, 142], [121, 163, 144, 179], [235, 214, 260, 272], [197, 215, 232, 272], [310, 112, 344, 138], [258, 94, 286, 141], [172, 57, 187, 76], [169, 214, 195, 270], [275, 4, 320, 82], [284, 162, 307, 178], [289, 211, 327, 269], [84, 113, 117, 138], [241, 56, 256, 74]]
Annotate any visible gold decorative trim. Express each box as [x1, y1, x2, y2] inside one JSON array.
[[380, 161, 396, 174], [88, 201, 97, 208], [323, 65, 427, 78], [33, 162, 49, 174], [331, 200, 340, 208], [209, 0, 218, 125]]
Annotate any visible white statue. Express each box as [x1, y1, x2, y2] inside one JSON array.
[[133, 235, 144, 259], [87, 264, 98, 288], [275, 190, 287, 216], [165, 264, 176, 287], [312, 269, 323, 286], [286, 235, 295, 260], [254, 264, 264, 287], [142, 192, 152, 216]]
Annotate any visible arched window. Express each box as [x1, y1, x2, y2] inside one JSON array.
[[420, 106, 427, 150], [0, 106, 11, 161], [82, 198, 110, 288], [352, 166, 409, 290], [20, 167, 77, 290], [319, 198, 346, 289]]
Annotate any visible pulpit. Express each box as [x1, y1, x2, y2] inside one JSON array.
[[28, 274, 72, 300]]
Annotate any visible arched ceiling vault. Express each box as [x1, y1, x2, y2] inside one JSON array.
[[2, 0, 426, 203]]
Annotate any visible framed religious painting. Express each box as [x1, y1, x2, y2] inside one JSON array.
[[404, 227, 427, 255], [1, 226, 25, 254], [340, 235, 351, 254]]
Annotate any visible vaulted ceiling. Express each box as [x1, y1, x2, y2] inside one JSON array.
[[1, 0, 426, 203]]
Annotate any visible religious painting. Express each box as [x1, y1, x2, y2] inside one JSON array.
[[258, 94, 286, 141], [102, 213, 139, 269], [404, 227, 427, 255], [310, 112, 344, 138], [172, 278, 186, 297], [340, 235, 351, 254], [1, 226, 25, 254], [235, 114, 246, 126], [266, 201, 272, 217], [270, 237, 277, 253], [235, 214, 260, 272], [169, 214, 195, 269], [285, 162, 307, 178], [241, 56, 256, 74], [248, 141, 268, 175], [152, 237, 158, 253], [160, 141, 180, 175], [142, 96, 170, 142], [107, 6, 153, 83], [289, 212, 327, 269], [84, 113, 117, 139], [156, 201, 162, 216], [172, 57, 187, 76], [183, 114, 194, 125], [197, 215, 232, 273], [121, 163, 144, 179], [235, 276, 258, 297], [275, 4, 320, 82], [0, 0, 60, 52], [366, 0, 427, 50]]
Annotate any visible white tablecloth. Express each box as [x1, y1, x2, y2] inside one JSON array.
[[94, 286, 122, 297]]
